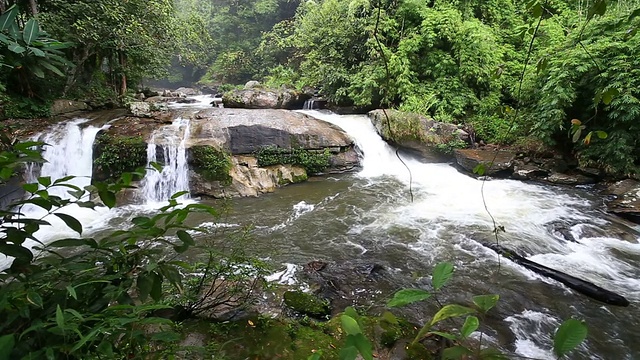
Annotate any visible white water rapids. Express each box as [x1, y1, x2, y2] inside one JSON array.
[[4, 105, 639, 358]]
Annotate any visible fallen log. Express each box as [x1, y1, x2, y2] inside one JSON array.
[[482, 242, 630, 307]]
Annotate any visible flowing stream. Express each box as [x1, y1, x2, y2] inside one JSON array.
[[7, 106, 640, 359]]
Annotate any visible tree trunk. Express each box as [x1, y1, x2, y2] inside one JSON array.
[[119, 51, 127, 96], [28, 0, 38, 15]]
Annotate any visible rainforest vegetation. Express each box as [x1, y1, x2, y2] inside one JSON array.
[[0, 0, 638, 358]]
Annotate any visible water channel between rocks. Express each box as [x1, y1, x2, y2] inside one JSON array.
[[11, 102, 640, 359]]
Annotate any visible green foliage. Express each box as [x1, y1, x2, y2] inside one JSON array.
[[1, 96, 51, 119], [189, 145, 232, 185], [284, 291, 330, 318], [256, 146, 331, 175], [554, 319, 588, 358], [93, 134, 147, 179]]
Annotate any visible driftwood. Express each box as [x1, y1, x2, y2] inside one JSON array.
[[482, 242, 630, 307]]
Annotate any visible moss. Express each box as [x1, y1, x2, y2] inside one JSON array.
[[93, 133, 147, 180], [256, 146, 331, 174], [189, 145, 232, 185], [283, 291, 330, 318]]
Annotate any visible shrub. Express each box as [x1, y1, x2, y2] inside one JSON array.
[[189, 145, 232, 185], [256, 146, 331, 175]]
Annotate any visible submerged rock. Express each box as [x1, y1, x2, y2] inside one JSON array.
[[283, 290, 330, 318], [368, 109, 468, 161]]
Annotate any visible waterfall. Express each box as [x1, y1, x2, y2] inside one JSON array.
[[27, 119, 106, 197], [302, 99, 316, 110], [139, 117, 191, 203]]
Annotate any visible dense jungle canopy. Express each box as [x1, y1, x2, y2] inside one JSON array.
[[1, 0, 639, 176]]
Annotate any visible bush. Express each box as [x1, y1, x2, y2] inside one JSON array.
[[93, 133, 147, 179], [1, 96, 51, 119], [189, 145, 232, 185], [256, 146, 331, 175]]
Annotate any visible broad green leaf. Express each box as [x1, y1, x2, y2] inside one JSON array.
[[177, 230, 195, 246], [602, 88, 619, 105], [572, 127, 582, 143], [55, 305, 65, 331], [381, 311, 398, 325], [8, 43, 26, 54], [0, 244, 34, 262], [26, 291, 43, 308], [54, 213, 83, 234], [339, 346, 358, 360], [432, 262, 454, 291], [171, 191, 189, 199], [353, 333, 373, 360], [442, 345, 473, 360], [29, 47, 45, 57], [161, 265, 183, 292], [49, 238, 90, 248], [387, 289, 431, 307], [554, 319, 588, 357], [22, 183, 39, 193], [66, 285, 77, 300], [473, 294, 500, 313], [22, 19, 40, 45], [461, 316, 479, 338], [150, 272, 163, 301], [99, 190, 116, 208], [137, 272, 154, 302], [0, 334, 15, 360], [473, 163, 486, 176], [39, 60, 65, 76], [431, 305, 475, 326], [38, 176, 52, 187], [340, 315, 361, 335], [587, 0, 607, 21], [595, 131, 608, 139], [344, 306, 359, 320], [0, 5, 18, 31], [429, 331, 457, 341]]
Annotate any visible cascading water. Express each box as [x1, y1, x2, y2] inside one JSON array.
[[302, 99, 316, 110], [209, 110, 639, 359], [1, 119, 112, 268], [140, 117, 191, 203]]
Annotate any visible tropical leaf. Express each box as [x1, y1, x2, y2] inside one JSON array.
[[432, 262, 454, 290], [8, 43, 26, 54], [554, 319, 588, 357], [22, 19, 40, 45], [0, 5, 18, 32], [387, 289, 431, 307]]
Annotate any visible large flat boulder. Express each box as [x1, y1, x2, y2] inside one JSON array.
[[454, 149, 516, 176], [368, 109, 468, 161], [222, 88, 310, 109]]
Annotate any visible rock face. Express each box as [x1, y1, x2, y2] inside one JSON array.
[[222, 88, 310, 110], [454, 149, 516, 176], [605, 179, 640, 223], [368, 109, 468, 161], [97, 108, 360, 198], [128, 102, 151, 117], [50, 99, 90, 116]]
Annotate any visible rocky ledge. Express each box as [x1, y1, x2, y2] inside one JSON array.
[[368, 109, 469, 161], [93, 108, 360, 198]]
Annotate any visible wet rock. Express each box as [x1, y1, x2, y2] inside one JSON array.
[[50, 99, 89, 116], [223, 88, 310, 109], [189, 156, 308, 198], [545, 172, 595, 185], [368, 109, 468, 161], [175, 87, 200, 96], [189, 108, 359, 173], [512, 163, 548, 181], [454, 149, 516, 176], [605, 179, 640, 223], [545, 220, 578, 242], [128, 101, 151, 118], [244, 80, 261, 89], [283, 290, 330, 318]]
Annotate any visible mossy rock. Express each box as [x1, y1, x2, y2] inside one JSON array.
[[92, 133, 147, 181], [188, 145, 232, 185], [283, 291, 331, 318]]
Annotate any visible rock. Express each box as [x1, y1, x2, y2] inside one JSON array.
[[50, 99, 89, 116], [244, 80, 261, 89], [128, 102, 151, 118], [134, 92, 145, 100], [368, 109, 467, 161], [190, 156, 310, 198], [512, 163, 548, 181], [605, 179, 640, 223], [222, 88, 310, 109], [175, 87, 200, 96], [454, 149, 516, 176], [545, 220, 578, 242], [283, 290, 330, 318], [546, 172, 595, 185]]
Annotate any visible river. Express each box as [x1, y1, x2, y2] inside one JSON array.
[[11, 103, 640, 359]]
